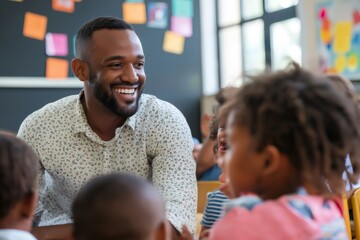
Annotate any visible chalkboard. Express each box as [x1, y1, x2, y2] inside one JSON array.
[[0, 0, 202, 138]]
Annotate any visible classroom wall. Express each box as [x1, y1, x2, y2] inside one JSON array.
[[0, 0, 202, 138]]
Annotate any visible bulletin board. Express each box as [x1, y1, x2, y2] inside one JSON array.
[[0, 0, 197, 87], [315, 0, 360, 80]]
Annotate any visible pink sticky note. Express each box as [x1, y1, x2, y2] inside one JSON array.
[[46, 33, 68, 56], [171, 16, 192, 37]]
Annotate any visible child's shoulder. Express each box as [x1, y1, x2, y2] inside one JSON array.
[[213, 194, 346, 240]]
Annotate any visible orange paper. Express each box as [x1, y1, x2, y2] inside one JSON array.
[[123, 2, 146, 24], [163, 31, 184, 54], [46, 58, 69, 79], [52, 0, 75, 13], [23, 12, 47, 40]]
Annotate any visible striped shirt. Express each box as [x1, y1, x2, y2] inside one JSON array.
[[201, 190, 229, 228]]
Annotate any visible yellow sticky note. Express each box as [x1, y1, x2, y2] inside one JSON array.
[[333, 22, 352, 54], [123, 2, 146, 24], [46, 58, 69, 79], [163, 31, 184, 54], [23, 12, 47, 40]]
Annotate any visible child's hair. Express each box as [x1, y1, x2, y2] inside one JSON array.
[[223, 64, 360, 196], [209, 87, 237, 141], [0, 131, 39, 219], [72, 173, 166, 240]]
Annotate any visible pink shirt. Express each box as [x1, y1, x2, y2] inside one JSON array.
[[210, 194, 347, 240]]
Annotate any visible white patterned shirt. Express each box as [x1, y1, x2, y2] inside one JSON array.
[[17, 91, 197, 233]]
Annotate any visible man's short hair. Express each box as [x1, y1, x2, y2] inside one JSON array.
[[0, 131, 39, 218], [75, 17, 134, 60], [72, 173, 165, 240]]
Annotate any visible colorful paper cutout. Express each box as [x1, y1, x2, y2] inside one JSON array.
[[348, 52, 359, 71], [46, 33, 68, 57], [333, 21, 352, 54], [353, 31, 360, 45], [172, 0, 193, 18], [163, 31, 184, 54], [46, 58, 69, 79], [9, 0, 23, 2], [23, 12, 47, 40], [123, 2, 147, 24], [52, 0, 75, 13], [147, 2, 168, 29], [335, 55, 346, 73], [319, 8, 327, 20], [171, 16, 192, 37], [354, 10, 360, 24], [320, 28, 331, 44]]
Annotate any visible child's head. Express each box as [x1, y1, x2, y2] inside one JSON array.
[[223, 64, 360, 200], [0, 131, 38, 230], [72, 173, 170, 240]]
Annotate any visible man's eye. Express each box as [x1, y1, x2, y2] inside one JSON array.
[[109, 63, 122, 68], [135, 62, 144, 69]]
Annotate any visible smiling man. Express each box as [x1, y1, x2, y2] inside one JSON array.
[[17, 17, 196, 240]]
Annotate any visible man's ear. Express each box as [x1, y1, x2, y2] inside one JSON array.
[[20, 190, 38, 219], [71, 58, 89, 82], [261, 145, 282, 176]]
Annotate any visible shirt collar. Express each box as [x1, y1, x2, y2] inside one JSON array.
[[73, 90, 136, 135]]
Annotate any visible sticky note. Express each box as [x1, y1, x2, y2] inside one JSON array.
[[163, 31, 184, 54], [172, 0, 193, 18], [46, 58, 69, 79], [52, 0, 75, 13], [23, 12, 47, 40], [320, 28, 331, 44], [333, 21, 352, 54], [46, 33, 68, 57], [171, 16, 192, 37], [123, 2, 146, 24], [147, 2, 168, 29]]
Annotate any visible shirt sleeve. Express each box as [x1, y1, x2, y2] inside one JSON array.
[[17, 115, 45, 226], [149, 102, 197, 234]]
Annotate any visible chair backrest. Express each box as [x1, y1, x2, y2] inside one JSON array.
[[342, 193, 352, 240], [197, 181, 222, 213], [351, 188, 360, 239]]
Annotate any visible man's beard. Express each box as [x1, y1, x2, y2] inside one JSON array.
[[89, 72, 142, 118]]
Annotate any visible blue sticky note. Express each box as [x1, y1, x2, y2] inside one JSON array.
[[172, 0, 193, 18], [353, 32, 360, 46]]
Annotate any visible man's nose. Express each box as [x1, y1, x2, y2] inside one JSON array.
[[121, 64, 139, 83]]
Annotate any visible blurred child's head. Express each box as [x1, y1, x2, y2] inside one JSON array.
[[0, 131, 39, 230], [222, 64, 360, 200], [72, 173, 170, 240]]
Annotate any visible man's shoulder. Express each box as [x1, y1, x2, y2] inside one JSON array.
[[139, 94, 182, 116], [19, 94, 79, 130]]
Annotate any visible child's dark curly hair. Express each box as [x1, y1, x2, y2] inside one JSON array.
[[223, 64, 360, 196], [209, 87, 237, 141]]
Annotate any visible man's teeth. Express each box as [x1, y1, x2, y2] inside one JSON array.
[[115, 88, 135, 94]]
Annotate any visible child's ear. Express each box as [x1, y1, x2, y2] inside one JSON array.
[[71, 58, 89, 82], [261, 145, 282, 175], [20, 190, 38, 219]]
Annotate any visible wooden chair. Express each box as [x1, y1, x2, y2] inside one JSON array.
[[342, 193, 352, 240], [197, 181, 222, 213], [196, 181, 222, 237], [351, 188, 360, 239]]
